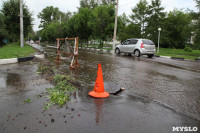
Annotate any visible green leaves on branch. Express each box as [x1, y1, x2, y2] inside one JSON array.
[[48, 91, 70, 107], [130, 0, 148, 38], [43, 75, 77, 110], [37, 0, 200, 49], [161, 10, 192, 49], [129, 0, 198, 49], [88, 5, 115, 44], [24, 98, 31, 103], [38, 4, 125, 45], [38, 6, 64, 29], [0, 13, 9, 42], [1, 0, 32, 42]]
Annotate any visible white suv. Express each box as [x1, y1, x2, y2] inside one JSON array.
[[115, 38, 156, 58]]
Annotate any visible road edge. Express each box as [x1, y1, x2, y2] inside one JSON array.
[[0, 54, 45, 65]]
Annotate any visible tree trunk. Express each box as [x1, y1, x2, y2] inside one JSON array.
[[87, 39, 88, 47], [87, 38, 89, 48]]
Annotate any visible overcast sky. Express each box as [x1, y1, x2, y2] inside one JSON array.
[[0, 0, 198, 31]]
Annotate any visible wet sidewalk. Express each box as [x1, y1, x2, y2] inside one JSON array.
[[28, 43, 45, 52]]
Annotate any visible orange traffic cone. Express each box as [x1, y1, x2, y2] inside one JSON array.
[[88, 64, 109, 98]]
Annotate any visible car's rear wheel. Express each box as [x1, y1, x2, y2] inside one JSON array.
[[134, 50, 140, 57], [147, 54, 154, 58], [115, 48, 120, 55]]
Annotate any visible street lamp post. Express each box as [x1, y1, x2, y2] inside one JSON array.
[[157, 28, 161, 53]]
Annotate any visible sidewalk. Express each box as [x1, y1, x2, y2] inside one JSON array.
[[28, 43, 44, 52]]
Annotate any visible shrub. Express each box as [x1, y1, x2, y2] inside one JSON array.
[[184, 45, 192, 52]]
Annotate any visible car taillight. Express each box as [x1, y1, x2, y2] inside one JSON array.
[[141, 43, 144, 48]]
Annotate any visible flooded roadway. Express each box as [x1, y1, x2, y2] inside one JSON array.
[[0, 46, 200, 133], [47, 48, 200, 120]]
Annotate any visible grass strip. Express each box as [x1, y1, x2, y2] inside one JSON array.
[[155, 48, 200, 59], [0, 42, 35, 59]]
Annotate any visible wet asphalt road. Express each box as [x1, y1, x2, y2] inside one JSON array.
[[0, 47, 200, 133], [48, 48, 200, 119]]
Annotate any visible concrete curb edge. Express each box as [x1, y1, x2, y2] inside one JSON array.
[[0, 54, 45, 65]]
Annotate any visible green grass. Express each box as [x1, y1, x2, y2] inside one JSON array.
[[155, 48, 200, 60], [0, 42, 35, 59]]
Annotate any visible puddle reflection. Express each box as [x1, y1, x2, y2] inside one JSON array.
[[0, 73, 23, 90], [94, 99, 104, 124], [0, 76, 6, 89]]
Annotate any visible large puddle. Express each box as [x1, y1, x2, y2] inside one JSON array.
[[43, 47, 200, 120]]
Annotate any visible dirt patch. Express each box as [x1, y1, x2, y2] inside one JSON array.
[[31, 58, 81, 88], [30, 58, 81, 110]]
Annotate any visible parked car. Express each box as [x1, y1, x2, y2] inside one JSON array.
[[115, 38, 156, 58]]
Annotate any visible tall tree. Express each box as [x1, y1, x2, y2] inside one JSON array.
[[74, 8, 92, 46], [88, 5, 115, 46], [193, 0, 200, 49], [162, 10, 192, 48], [118, 23, 141, 42], [79, 0, 116, 9], [145, 0, 165, 43], [40, 22, 64, 43], [0, 12, 9, 44], [120, 13, 130, 26], [1, 0, 32, 42], [80, 0, 97, 9], [130, 0, 149, 38], [38, 6, 64, 29], [66, 14, 78, 38]]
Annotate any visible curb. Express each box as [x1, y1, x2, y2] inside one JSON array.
[[155, 55, 200, 62], [156, 55, 184, 60], [0, 58, 18, 65], [154, 55, 160, 57], [79, 47, 114, 54], [0, 54, 45, 65], [171, 57, 184, 60], [48, 46, 199, 61], [18, 56, 34, 62], [159, 56, 171, 59]]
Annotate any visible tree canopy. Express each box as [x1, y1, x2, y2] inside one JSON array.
[[38, 6, 64, 29], [193, 0, 200, 49], [161, 10, 192, 48], [0, 12, 9, 43], [130, 0, 148, 38], [33, 0, 200, 49], [145, 0, 165, 42], [1, 0, 33, 42]]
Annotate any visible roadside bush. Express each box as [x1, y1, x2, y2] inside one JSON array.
[[184, 45, 192, 52]]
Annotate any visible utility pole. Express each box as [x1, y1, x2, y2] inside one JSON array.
[[113, 0, 119, 54], [59, 15, 61, 24], [20, 0, 24, 47]]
